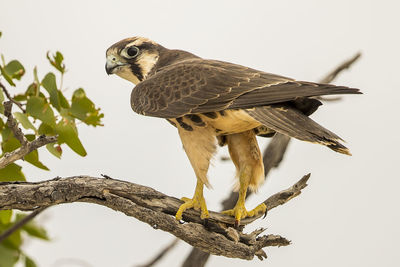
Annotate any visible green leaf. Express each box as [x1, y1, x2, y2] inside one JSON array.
[[0, 118, 5, 132], [46, 143, 62, 158], [25, 256, 38, 267], [46, 51, 65, 73], [0, 88, 4, 102], [0, 210, 12, 224], [37, 122, 55, 136], [2, 136, 21, 153], [55, 119, 86, 156], [25, 83, 37, 97], [22, 224, 50, 240], [25, 134, 35, 142], [42, 72, 61, 110], [0, 163, 26, 181], [24, 150, 49, 170], [33, 67, 40, 96], [1, 125, 14, 141], [26, 96, 56, 127], [0, 89, 4, 114], [0, 244, 19, 267], [2, 226, 22, 250], [69, 88, 104, 126], [13, 112, 36, 132], [1, 134, 35, 154], [72, 88, 85, 99], [59, 107, 74, 121], [58, 90, 70, 108], [4, 60, 25, 80], [69, 97, 90, 120], [13, 93, 27, 101], [18, 214, 49, 241], [1, 125, 12, 141], [0, 65, 15, 86]]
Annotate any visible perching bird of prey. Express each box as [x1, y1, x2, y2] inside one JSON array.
[[105, 37, 361, 225]]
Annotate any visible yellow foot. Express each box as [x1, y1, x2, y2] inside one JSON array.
[[222, 203, 266, 226], [175, 196, 209, 221]]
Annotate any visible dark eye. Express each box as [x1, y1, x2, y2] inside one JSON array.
[[126, 46, 139, 58]]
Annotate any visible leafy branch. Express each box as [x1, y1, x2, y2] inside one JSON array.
[[0, 101, 58, 169], [0, 31, 104, 267]]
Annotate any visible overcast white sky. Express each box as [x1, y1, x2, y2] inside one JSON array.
[[2, 0, 400, 266]]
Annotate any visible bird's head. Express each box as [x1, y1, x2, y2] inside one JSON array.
[[105, 37, 161, 84]]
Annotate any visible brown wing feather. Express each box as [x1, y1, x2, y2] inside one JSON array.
[[247, 105, 351, 155], [131, 59, 360, 118], [229, 82, 359, 110]]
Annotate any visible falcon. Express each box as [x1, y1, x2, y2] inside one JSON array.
[[105, 37, 360, 225]]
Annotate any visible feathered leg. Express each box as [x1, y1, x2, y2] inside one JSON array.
[[222, 130, 266, 225], [175, 126, 216, 220]]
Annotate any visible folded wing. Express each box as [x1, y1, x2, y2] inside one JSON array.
[[131, 59, 361, 118]]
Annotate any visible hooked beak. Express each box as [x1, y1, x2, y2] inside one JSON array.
[[105, 55, 126, 75], [105, 59, 117, 75], [105, 64, 114, 75]]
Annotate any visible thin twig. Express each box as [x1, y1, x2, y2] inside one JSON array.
[[319, 52, 361, 84], [0, 207, 47, 243], [0, 174, 308, 260], [0, 134, 58, 169], [4, 101, 28, 145], [317, 52, 361, 102], [0, 81, 26, 113], [182, 249, 210, 267], [136, 239, 179, 267]]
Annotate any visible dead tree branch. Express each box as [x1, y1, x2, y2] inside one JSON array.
[[0, 174, 309, 260]]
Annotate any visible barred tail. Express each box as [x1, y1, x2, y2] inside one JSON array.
[[247, 105, 351, 155]]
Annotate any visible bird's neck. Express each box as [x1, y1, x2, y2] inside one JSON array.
[[150, 48, 200, 75]]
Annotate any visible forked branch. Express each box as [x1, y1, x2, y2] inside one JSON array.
[[0, 174, 310, 260], [0, 101, 58, 169]]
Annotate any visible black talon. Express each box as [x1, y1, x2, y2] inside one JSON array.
[[262, 208, 268, 219], [101, 174, 112, 179], [203, 218, 209, 228], [234, 220, 240, 228], [179, 219, 185, 224]]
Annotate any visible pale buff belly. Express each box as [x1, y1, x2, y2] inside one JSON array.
[[168, 109, 262, 135], [205, 110, 261, 135]]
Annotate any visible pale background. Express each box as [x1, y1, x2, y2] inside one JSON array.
[[1, 0, 400, 266]]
